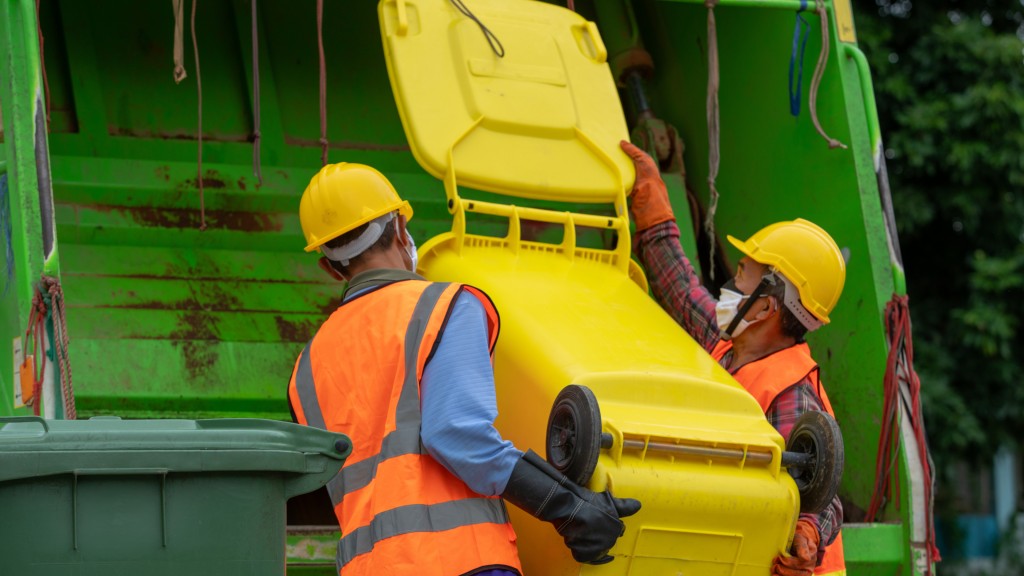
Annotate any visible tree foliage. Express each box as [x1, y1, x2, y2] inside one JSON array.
[[853, 0, 1024, 465]]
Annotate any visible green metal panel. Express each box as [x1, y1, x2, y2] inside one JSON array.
[[24, 0, 432, 421], [843, 523, 907, 575], [20, 0, 627, 422]]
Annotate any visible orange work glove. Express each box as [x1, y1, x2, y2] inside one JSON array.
[[620, 140, 675, 232], [772, 519, 820, 576]]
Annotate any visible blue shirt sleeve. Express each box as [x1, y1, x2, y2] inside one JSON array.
[[420, 291, 524, 496]]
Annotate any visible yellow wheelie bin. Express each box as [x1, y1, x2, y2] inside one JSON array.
[[379, 1, 839, 573]]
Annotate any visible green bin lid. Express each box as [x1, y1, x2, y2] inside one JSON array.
[[0, 417, 351, 487]]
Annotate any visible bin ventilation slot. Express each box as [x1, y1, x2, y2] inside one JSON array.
[[618, 436, 774, 467]]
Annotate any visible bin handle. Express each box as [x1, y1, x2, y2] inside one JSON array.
[[0, 416, 50, 433], [395, 0, 409, 36], [576, 21, 608, 63]]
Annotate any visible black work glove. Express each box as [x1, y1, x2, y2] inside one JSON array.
[[501, 450, 642, 564]]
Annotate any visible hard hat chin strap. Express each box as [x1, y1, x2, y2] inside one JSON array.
[[320, 212, 395, 266], [723, 277, 771, 337]]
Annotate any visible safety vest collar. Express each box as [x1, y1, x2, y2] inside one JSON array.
[[713, 340, 811, 374], [343, 268, 426, 301]]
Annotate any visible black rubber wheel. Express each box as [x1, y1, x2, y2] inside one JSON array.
[[786, 410, 845, 514], [546, 384, 602, 486]]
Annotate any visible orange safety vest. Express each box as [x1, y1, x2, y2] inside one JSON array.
[[289, 276, 522, 576], [712, 341, 846, 576]]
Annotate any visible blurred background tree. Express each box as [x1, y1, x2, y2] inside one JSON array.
[[853, 0, 1024, 561]]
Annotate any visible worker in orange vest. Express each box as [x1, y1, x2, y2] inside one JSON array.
[[288, 162, 641, 576], [621, 141, 846, 576]]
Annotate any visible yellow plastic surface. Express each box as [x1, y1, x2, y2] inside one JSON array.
[[379, 0, 635, 203], [418, 233, 801, 575]]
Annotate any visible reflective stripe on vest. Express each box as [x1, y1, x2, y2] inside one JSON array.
[[711, 340, 846, 575], [294, 340, 325, 430], [289, 279, 520, 575], [336, 498, 510, 568]]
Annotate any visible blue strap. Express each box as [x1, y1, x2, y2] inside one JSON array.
[[789, 1, 811, 117]]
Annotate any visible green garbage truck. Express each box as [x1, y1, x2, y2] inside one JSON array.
[[0, 0, 937, 574]]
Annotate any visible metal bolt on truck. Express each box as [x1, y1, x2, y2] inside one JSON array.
[[0, 0, 938, 574]]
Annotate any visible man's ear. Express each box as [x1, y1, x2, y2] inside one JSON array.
[[395, 215, 409, 247], [318, 256, 348, 282], [755, 296, 779, 320]]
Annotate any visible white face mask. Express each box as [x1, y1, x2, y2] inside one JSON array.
[[403, 227, 418, 272], [715, 279, 766, 340], [715, 287, 752, 340]]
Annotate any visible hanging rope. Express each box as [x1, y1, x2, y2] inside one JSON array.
[[21, 276, 76, 419], [35, 0, 51, 126], [251, 0, 262, 184], [42, 276, 75, 420], [172, 0, 188, 83], [867, 295, 939, 570], [808, 0, 847, 149], [449, 0, 505, 58], [192, 0, 206, 230], [317, 0, 328, 166], [866, 299, 904, 521], [703, 0, 721, 282]]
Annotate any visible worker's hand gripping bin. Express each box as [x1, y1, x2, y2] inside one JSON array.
[[0, 417, 351, 576], [379, 0, 843, 573]]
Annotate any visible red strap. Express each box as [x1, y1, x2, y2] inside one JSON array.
[[867, 295, 940, 567]]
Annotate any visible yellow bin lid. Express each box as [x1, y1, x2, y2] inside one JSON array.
[[379, 0, 635, 203]]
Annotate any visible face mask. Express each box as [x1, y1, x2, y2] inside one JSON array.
[[403, 227, 418, 272], [715, 279, 760, 340]]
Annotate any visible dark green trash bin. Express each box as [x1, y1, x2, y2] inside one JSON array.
[[0, 416, 351, 576]]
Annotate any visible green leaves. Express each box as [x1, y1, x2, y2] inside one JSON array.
[[855, 0, 1024, 463]]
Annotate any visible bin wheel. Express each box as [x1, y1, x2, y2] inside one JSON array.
[[546, 384, 602, 486], [786, 410, 845, 514]]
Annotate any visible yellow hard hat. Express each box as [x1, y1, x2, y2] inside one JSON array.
[[299, 163, 413, 252], [727, 218, 845, 325]]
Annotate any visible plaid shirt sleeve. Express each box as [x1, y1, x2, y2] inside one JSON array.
[[633, 221, 721, 352], [767, 380, 843, 553]]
